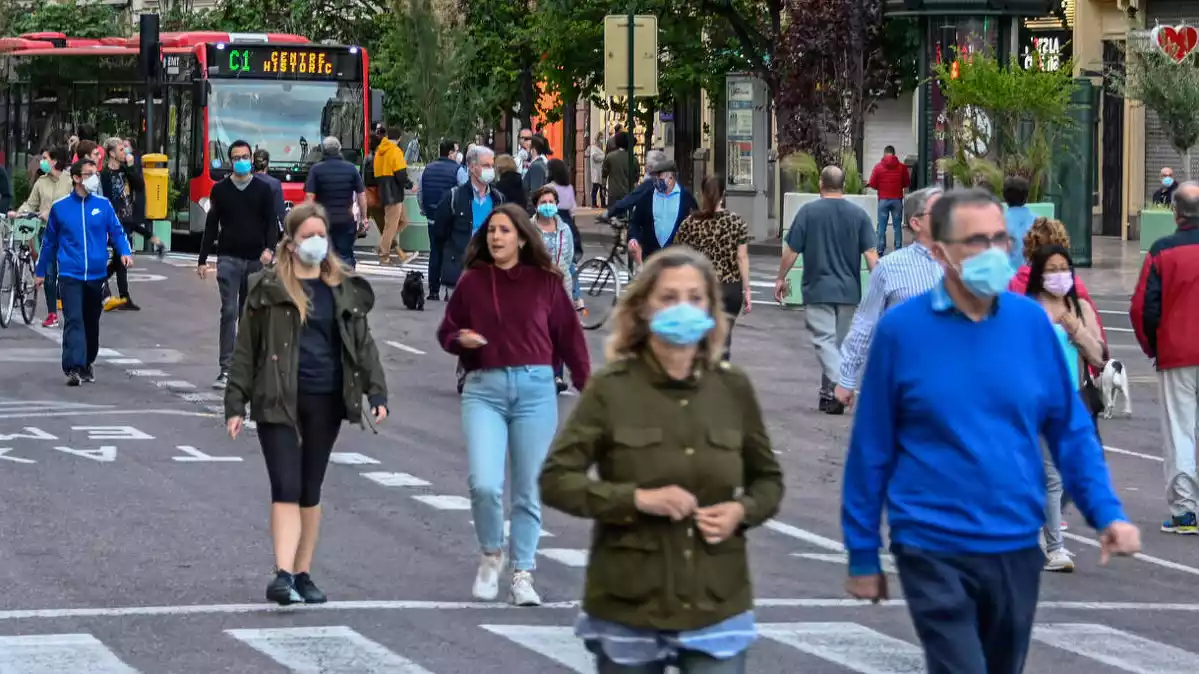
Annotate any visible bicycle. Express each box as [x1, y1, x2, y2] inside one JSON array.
[[0, 213, 41, 328], [577, 214, 639, 331]]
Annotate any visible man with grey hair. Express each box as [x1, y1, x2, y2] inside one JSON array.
[[834, 186, 944, 407], [774, 165, 879, 414], [305, 135, 367, 267], [602, 149, 668, 221], [1132, 180, 1199, 534]]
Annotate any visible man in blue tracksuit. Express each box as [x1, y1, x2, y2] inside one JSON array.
[[35, 159, 132, 386]]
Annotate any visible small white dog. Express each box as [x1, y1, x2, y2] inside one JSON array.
[[1100, 359, 1131, 419]]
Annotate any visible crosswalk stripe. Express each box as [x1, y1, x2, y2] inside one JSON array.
[[759, 622, 924, 673], [1032, 623, 1199, 673], [481, 625, 592, 672], [0, 633, 140, 673], [225, 625, 435, 674]]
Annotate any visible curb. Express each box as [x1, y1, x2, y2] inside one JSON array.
[[578, 229, 783, 256]]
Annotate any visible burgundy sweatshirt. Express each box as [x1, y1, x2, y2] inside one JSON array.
[[437, 263, 591, 389]]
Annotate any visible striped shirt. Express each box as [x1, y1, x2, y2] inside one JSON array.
[[575, 610, 756, 666], [838, 243, 943, 390]]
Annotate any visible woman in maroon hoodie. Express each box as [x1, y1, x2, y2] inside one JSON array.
[[437, 202, 591, 607]]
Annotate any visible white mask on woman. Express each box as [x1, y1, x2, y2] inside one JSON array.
[[297, 235, 329, 267]]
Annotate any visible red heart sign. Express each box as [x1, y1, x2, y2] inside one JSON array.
[[1156, 25, 1199, 63]]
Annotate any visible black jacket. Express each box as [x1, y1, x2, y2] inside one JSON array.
[[495, 171, 526, 210], [431, 183, 507, 288], [0, 166, 11, 214], [627, 185, 698, 259], [99, 163, 145, 226]]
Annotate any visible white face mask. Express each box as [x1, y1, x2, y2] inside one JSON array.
[[83, 174, 101, 195], [296, 235, 328, 267], [479, 167, 496, 183]]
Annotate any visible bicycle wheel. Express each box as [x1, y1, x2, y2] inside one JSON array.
[[18, 255, 38, 325], [577, 257, 623, 330], [0, 254, 14, 328]]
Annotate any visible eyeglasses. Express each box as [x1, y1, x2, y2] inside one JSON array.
[[945, 232, 1013, 249]]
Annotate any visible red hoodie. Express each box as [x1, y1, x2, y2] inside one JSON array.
[[1009, 265, 1108, 375], [868, 154, 909, 200]]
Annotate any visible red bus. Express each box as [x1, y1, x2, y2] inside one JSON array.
[[0, 31, 379, 238]]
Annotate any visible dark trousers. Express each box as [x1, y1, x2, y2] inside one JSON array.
[[106, 242, 130, 299], [428, 236, 444, 295], [257, 393, 344, 507], [893, 543, 1044, 674], [331, 225, 356, 268], [591, 182, 606, 208], [216, 257, 263, 372], [43, 258, 58, 314], [58, 277, 104, 374], [721, 281, 744, 361]]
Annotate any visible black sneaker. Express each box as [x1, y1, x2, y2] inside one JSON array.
[[555, 377, 568, 394], [80, 366, 95, 383], [294, 572, 327, 604], [427, 291, 440, 301], [266, 570, 303, 605], [155, 242, 166, 260], [66, 370, 81, 387], [213, 372, 229, 390], [117, 299, 141, 311], [823, 399, 846, 416]]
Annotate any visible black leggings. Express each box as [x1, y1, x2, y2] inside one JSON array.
[[721, 281, 745, 361], [258, 393, 344, 507]]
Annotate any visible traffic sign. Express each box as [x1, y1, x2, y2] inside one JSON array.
[[603, 15, 659, 98]]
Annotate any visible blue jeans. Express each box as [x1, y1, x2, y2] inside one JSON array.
[[877, 198, 903, 254], [893, 543, 1043, 674], [58, 277, 104, 374], [570, 260, 581, 301], [331, 225, 356, 268], [461, 365, 558, 571]]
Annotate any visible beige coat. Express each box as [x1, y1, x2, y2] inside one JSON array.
[[19, 172, 73, 219]]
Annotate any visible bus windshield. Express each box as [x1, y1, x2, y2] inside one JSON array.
[[207, 79, 364, 176]]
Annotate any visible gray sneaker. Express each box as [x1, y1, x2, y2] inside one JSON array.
[[509, 570, 542, 607], [212, 372, 228, 390]]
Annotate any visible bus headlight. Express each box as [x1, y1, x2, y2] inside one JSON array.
[[198, 197, 211, 213]]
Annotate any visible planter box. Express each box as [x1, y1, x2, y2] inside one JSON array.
[[131, 220, 172, 253], [780, 192, 876, 307], [1025, 202, 1056, 220], [358, 195, 430, 253], [1140, 209, 1175, 254]]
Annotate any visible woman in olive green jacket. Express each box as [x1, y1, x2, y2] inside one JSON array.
[[540, 246, 784, 674], [225, 202, 389, 607]]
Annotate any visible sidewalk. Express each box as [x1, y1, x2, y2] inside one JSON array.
[[573, 208, 783, 255]]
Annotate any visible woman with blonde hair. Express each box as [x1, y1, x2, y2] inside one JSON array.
[[541, 246, 784, 673], [225, 201, 389, 606], [494, 153, 526, 207]]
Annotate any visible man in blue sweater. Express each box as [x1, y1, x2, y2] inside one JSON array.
[[841, 188, 1140, 674]]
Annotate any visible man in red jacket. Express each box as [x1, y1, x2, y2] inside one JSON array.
[[867, 146, 910, 255], [1131, 181, 1199, 535]]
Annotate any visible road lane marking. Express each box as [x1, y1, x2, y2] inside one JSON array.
[[127, 369, 170, 377], [154, 380, 196, 390], [538, 549, 589, 567], [173, 445, 244, 463], [1104, 327, 1134, 333], [792, 552, 897, 574], [329, 452, 379, 465], [1033, 623, 1199, 673], [764, 520, 845, 552], [760, 622, 924, 673], [226, 626, 435, 674], [1060, 532, 1199, 576], [25, 323, 63, 344], [177, 392, 222, 402], [0, 633, 140, 673], [481, 625, 591, 672], [0, 409, 217, 420], [0, 448, 36, 463], [413, 494, 471, 510], [361, 471, 430, 487], [1105, 445, 1163, 462], [385, 340, 427, 355], [106, 358, 142, 365]]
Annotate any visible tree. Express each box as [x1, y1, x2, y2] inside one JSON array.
[[162, 0, 383, 48], [0, 0, 127, 38], [1118, 34, 1199, 180], [457, 0, 539, 128]]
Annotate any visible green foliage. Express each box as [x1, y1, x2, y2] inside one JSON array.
[[457, 0, 537, 126], [1, 0, 128, 38], [10, 171, 30, 211], [931, 50, 1075, 201], [162, 0, 382, 47], [1117, 44, 1199, 165], [779, 150, 865, 195]]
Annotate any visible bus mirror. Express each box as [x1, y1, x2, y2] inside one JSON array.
[[370, 90, 384, 125], [192, 80, 208, 107]]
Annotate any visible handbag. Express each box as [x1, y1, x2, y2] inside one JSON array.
[[1081, 368, 1104, 416], [365, 185, 380, 209]]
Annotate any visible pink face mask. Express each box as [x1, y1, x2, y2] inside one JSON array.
[[1044, 271, 1074, 297]]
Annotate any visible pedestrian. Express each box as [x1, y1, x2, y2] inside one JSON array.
[[588, 133, 606, 208], [1153, 167, 1178, 206], [304, 137, 367, 268], [673, 174, 751, 360], [252, 148, 287, 233], [99, 137, 165, 312], [1131, 180, 1199, 535], [493, 154, 526, 209], [842, 187, 1141, 674], [0, 162, 12, 215], [10, 146, 73, 328], [626, 160, 698, 265], [772, 166, 878, 414], [420, 139, 465, 301], [522, 134, 550, 204], [547, 157, 583, 303], [516, 128, 533, 173], [372, 126, 413, 266], [436, 203, 590, 606], [531, 185, 580, 393], [834, 187, 944, 409], [34, 159, 132, 386], [224, 201, 389, 606], [601, 132, 638, 205], [197, 139, 280, 390], [540, 245, 783, 674], [1002, 175, 1036, 269], [604, 149, 666, 221], [1025, 244, 1106, 572], [867, 145, 909, 254]]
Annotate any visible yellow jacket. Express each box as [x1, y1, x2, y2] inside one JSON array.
[[373, 137, 408, 178]]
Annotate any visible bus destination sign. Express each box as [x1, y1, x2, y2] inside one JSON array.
[[205, 45, 360, 80]]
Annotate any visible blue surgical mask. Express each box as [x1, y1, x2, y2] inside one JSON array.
[[536, 202, 559, 219], [654, 178, 670, 194], [649, 303, 715, 347], [296, 235, 328, 267], [957, 247, 1015, 298], [1163, 176, 1175, 187], [232, 159, 252, 175]]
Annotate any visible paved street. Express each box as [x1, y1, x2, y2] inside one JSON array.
[[1, 239, 1198, 673]]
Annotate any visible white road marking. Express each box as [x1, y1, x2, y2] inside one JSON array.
[[329, 452, 380, 465], [154, 380, 196, 390], [177, 392, 223, 402], [413, 494, 471, 510], [1033, 623, 1199, 673], [25, 323, 63, 344], [0, 448, 36, 463], [471, 520, 555, 538], [1104, 327, 1134, 333], [792, 552, 897, 574], [127, 369, 170, 377], [538, 548, 589, 567], [106, 358, 143, 365], [481, 625, 591, 672], [53, 445, 118, 462], [225, 625, 435, 674], [73, 426, 153, 440], [764, 520, 845, 552], [761, 622, 923, 673], [360, 472, 431, 487], [1060, 532, 1199, 576], [173, 445, 244, 463], [385, 340, 427, 355], [0, 409, 218, 420], [1105, 445, 1163, 462], [0, 632, 139, 673]]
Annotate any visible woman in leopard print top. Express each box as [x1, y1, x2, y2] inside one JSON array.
[[674, 175, 751, 359]]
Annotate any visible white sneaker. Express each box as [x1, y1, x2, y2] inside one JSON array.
[[510, 570, 542, 607], [472, 552, 506, 601], [1044, 549, 1075, 573]]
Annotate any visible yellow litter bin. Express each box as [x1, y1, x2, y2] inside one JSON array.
[[141, 154, 170, 220]]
